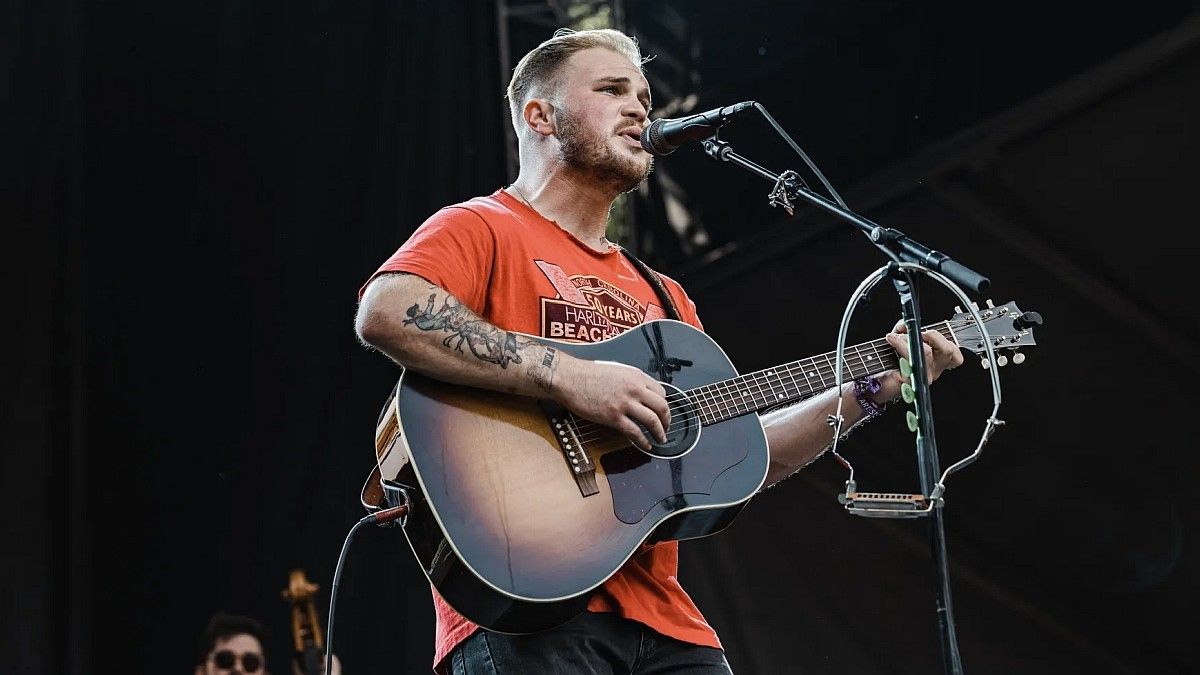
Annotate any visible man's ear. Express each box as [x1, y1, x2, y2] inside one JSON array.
[[522, 98, 555, 137]]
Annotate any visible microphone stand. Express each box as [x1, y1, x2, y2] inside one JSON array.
[[700, 136, 989, 675]]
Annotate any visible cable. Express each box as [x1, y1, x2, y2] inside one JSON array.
[[324, 505, 408, 675], [751, 102, 848, 209]]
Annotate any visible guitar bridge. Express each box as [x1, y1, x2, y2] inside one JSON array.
[[838, 491, 934, 519], [539, 401, 599, 498]]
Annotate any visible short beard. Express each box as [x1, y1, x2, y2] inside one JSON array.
[[555, 105, 652, 194]]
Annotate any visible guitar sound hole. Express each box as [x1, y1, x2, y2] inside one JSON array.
[[640, 383, 701, 459]]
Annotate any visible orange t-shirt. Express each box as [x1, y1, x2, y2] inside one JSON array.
[[361, 189, 722, 673]]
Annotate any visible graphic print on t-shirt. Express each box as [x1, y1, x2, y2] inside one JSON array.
[[535, 260, 666, 342]]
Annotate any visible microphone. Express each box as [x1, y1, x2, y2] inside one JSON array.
[[640, 101, 756, 156]]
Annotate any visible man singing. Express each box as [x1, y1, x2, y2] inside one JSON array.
[[355, 27, 962, 674]]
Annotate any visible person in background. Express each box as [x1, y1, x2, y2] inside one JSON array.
[[194, 611, 342, 675], [195, 613, 270, 675]]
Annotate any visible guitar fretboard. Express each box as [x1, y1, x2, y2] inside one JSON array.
[[685, 321, 954, 425]]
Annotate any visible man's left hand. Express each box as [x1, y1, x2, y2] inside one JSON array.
[[878, 320, 964, 401]]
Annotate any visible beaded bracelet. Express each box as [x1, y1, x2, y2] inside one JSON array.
[[852, 375, 886, 419]]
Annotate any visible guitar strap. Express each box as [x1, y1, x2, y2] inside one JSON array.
[[361, 249, 683, 512], [619, 247, 682, 321], [621, 247, 688, 525]]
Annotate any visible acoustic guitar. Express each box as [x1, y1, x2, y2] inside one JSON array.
[[364, 301, 1038, 634]]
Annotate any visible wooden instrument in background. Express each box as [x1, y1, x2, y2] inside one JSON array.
[[281, 568, 325, 675]]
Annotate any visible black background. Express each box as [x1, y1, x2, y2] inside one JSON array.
[[7, 1, 1199, 673]]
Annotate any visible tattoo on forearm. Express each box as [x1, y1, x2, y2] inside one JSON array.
[[529, 346, 557, 393], [403, 293, 535, 369]]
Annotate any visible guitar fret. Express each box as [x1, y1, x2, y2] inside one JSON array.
[[715, 378, 736, 419], [790, 362, 813, 400], [822, 354, 837, 387], [802, 358, 823, 391], [743, 377, 756, 413], [691, 315, 968, 425], [850, 347, 865, 379], [715, 379, 731, 418], [724, 374, 744, 413], [701, 387, 717, 425], [829, 351, 848, 382], [784, 363, 803, 402], [842, 352, 858, 381], [730, 376, 746, 415], [878, 340, 894, 370], [866, 341, 883, 374], [735, 377, 752, 414], [745, 373, 762, 412], [751, 373, 766, 409], [942, 321, 958, 347], [751, 371, 770, 410], [700, 381, 720, 417], [688, 388, 707, 425], [757, 371, 774, 408], [698, 384, 717, 423], [762, 368, 787, 405], [794, 362, 814, 397]]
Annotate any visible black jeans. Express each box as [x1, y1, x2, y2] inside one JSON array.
[[448, 612, 733, 675]]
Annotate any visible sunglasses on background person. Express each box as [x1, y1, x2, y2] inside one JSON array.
[[211, 649, 263, 673]]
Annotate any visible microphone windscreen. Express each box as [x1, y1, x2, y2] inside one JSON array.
[[640, 119, 674, 156]]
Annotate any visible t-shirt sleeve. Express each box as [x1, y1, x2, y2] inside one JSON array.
[[358, 206, 495, 313]]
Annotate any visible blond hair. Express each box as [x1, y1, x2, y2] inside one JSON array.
[[506, 28, 644, 132]]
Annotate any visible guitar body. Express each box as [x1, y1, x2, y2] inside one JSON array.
[[383, 320, 769, 634]]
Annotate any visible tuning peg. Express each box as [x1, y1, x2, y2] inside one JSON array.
[[981, 359, 990, 370], [996, 355, 1008, 367], [1012, 352, 1026, 364], [970, 301, 979, 310], [985, 299, 994, 308], [1013, 311, 1043, 330], [955, 305, 963, 314]]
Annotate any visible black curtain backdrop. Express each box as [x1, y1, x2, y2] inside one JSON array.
[[6, 1, 1198, 674], [82, 2, 505, 673], [4, 0, 86, 672], [9, 1, 504, 673]]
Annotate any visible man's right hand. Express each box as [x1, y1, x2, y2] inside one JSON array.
[[552, 356, 670, 451], [357, 275, 671, 450]]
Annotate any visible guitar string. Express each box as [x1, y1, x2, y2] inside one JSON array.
[[567, 321, 960, 440], [566, 321, 977, 444], [568, 356, 877, 444], [568, 324, 964, 445], [572, 317, 1006, 444], [577, 321, 961, 423]]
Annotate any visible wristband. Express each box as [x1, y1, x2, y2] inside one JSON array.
[[853, 375, 885, 419]]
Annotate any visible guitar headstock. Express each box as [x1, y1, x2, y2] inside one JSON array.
[[948, 300, 1041, 368]]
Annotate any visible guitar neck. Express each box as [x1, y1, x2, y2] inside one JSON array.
[[687, 320, 954, 425]]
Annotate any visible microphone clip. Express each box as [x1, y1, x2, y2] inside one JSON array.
[[701, 137, 730, 161], [768, 169, 803, 216]]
